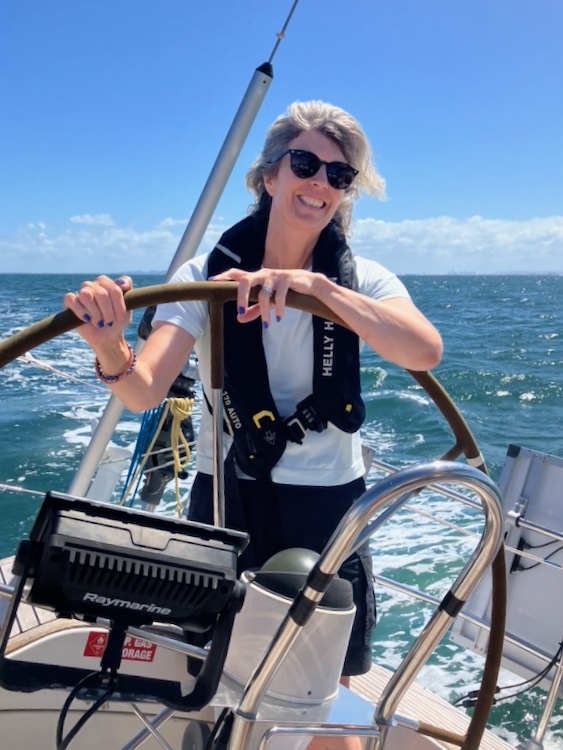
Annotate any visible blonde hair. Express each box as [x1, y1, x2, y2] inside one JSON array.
[[246, 100, 385, 235]]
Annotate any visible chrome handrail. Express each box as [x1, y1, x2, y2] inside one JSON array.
[[227, 461, 504, 750]]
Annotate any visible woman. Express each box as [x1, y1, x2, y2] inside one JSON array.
[[64, 101, 442, 721]]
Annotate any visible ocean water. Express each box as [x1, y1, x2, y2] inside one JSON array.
[[1, 272, 562, 746]]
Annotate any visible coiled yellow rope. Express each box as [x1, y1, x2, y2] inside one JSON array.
[[168, 396, 195, 517], [119, 396, 194, 514]]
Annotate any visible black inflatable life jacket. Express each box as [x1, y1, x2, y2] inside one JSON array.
[[206, 210, 365, 479]]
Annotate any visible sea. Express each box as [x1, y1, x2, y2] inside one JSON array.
[[1, 272, 562, 747]]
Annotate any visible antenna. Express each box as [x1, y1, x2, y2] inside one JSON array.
[[269, 0, 301, 63]]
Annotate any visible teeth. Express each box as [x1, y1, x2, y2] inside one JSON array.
[[299, 195, 324, 208]]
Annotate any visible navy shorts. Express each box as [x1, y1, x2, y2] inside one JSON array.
[[188, 464, 376, 676]]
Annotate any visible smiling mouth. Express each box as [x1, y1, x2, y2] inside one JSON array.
[[298, 195, 326, 209]]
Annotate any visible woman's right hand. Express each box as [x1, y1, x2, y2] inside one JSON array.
[[63, 275, 133, 350]]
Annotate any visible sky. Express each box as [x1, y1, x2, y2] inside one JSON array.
[[1, 0, 562, 275]]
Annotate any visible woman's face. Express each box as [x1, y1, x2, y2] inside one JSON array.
[[263, 130, 347, 236]]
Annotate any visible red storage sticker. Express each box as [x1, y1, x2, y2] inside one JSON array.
[[83, 631, 157, 662]]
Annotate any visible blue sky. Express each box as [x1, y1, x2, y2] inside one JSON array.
[[1, 0, 562, 274]]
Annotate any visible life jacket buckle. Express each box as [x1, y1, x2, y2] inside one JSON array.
[[283, 395, 328, 445], [284, 416, 308, 445]]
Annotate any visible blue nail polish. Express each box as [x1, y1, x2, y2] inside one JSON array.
[[263, 321, 269, 330], [83, 314, 91, 322], [97, 320, 104, 328], [107, 321, 114, 327], [115, 278, 126, 285], [276, 315, 281, 323], [208, 275, 216, 280], [238, 306, 245, 315]]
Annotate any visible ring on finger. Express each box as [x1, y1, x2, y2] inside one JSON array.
[[261, 284, 274, 297]]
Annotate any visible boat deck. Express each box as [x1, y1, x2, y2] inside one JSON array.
[[351, 668, 510, 750]]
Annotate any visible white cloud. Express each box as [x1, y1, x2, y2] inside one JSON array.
[[351, 216, 563, 274], [2, 215, 562, 275], [69, 213, 115, 226], [157, 217, 189, 227], [1, 218, 229, 274]]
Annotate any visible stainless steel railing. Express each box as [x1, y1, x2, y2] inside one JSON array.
[[227, 460, 504, 750]]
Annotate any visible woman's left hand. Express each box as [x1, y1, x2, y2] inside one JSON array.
[[210, 267, 323, 328], [210, 266, 443, 370]]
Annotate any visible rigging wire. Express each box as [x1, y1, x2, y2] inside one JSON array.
[[0, 483, 44, 497], [268, 0, 301, 63], [17, 352, 107, 392], [393, 498, 563, 572]]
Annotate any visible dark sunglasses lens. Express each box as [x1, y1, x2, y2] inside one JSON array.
[[326, 164, 356, 189], [289, 152, 321, 179], [289, 151, 356, 189]]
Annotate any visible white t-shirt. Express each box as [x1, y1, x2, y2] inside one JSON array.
[[153, 253, 410, 486]]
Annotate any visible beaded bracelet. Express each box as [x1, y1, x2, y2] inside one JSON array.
[[95, 343, 137, 384]]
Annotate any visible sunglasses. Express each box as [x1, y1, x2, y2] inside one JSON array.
[[268, 149, 359, 190]]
